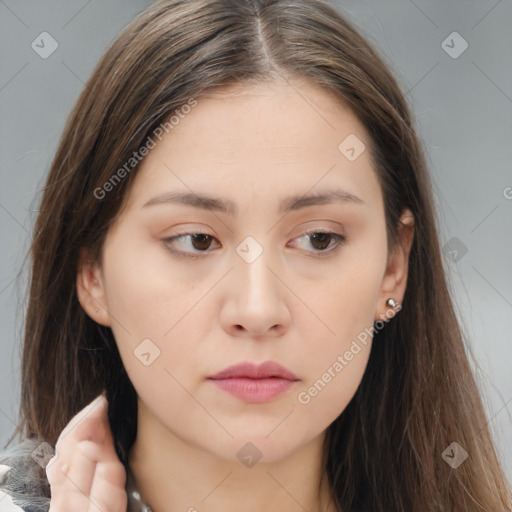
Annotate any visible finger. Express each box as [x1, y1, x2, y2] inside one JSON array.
[[61, 440, 101, 498], [45, 451, 68, 487], [51, 394, 109, 477], [49, 454, 127, 512], [47, 460, 93, 512], [47, 482, 96, 512], [47, 394, 111, 490], [58, 393, 108, 446], [89, 460, 128, 512]]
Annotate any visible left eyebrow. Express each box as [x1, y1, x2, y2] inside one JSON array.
[[141, 187, 366, 216], [279, 188, 366, 214]]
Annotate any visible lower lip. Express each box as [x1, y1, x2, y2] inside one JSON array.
[[208, 377, 297, 403]]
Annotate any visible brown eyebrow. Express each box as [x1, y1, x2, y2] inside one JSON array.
[[142, 188, 366, 215]]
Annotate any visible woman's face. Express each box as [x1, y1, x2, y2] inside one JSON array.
[[78, 79, 413, 464]]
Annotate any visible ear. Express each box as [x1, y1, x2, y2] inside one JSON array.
[[375, 209, 415, 321], [76, 247, 112, 327]]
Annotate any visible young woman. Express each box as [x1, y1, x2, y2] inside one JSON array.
[[0, 0, 510, 511]]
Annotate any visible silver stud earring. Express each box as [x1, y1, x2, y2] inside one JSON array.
[[386, 298, 397, 307]]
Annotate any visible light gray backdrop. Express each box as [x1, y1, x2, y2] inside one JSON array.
[[1, 0, 511, 484]]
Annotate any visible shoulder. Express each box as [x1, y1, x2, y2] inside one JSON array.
[[0, 437, 51, 512]]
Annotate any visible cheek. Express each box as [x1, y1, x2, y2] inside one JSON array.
[[293, 345, 371, 447], [100, 234, 213, 389], [100, 239, 205, 425], [293, 242, 385, 421], [293, 286, 375, 434], [299, 238, 385, 348], [101, 233, 200, 335]]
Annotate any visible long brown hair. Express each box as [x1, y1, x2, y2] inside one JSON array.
[[5, 0, 511, 510]]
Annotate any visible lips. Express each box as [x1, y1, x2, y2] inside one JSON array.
[[207, 361, 299, 404], [208, 361, 299, 381]]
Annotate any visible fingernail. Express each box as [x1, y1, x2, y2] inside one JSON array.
[[89, 393, 107, 409], [100, 389, 107, 400]]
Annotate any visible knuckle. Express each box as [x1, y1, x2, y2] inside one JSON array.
[[76, 439, 102, 460], [94, 460, 127, 488]]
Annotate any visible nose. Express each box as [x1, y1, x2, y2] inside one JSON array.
[[219, 243, 291, 339]]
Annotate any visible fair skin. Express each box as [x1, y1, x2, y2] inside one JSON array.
[[48, 78, 414, 512]]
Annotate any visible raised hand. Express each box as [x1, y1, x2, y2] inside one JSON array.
[[45, 393, 128, 512]]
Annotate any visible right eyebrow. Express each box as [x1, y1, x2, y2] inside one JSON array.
[[141, 187, 366, 216]]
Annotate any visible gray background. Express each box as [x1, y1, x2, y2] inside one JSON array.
[[1, 0, 511, 484]]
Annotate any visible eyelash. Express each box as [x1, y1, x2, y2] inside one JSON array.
[[161, 229, 347, 259]]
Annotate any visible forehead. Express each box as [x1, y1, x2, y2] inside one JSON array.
[[121, 79, 378, 212], [180, 79, 365, 144]]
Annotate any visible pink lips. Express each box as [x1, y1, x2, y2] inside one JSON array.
[[207, 361, 299, 403]]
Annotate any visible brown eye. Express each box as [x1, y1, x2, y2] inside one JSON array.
[[190, 234, 214, 250], [162, 232, 220, 257], [309, 232, 332, 250], [290, 230, 347, 257]]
